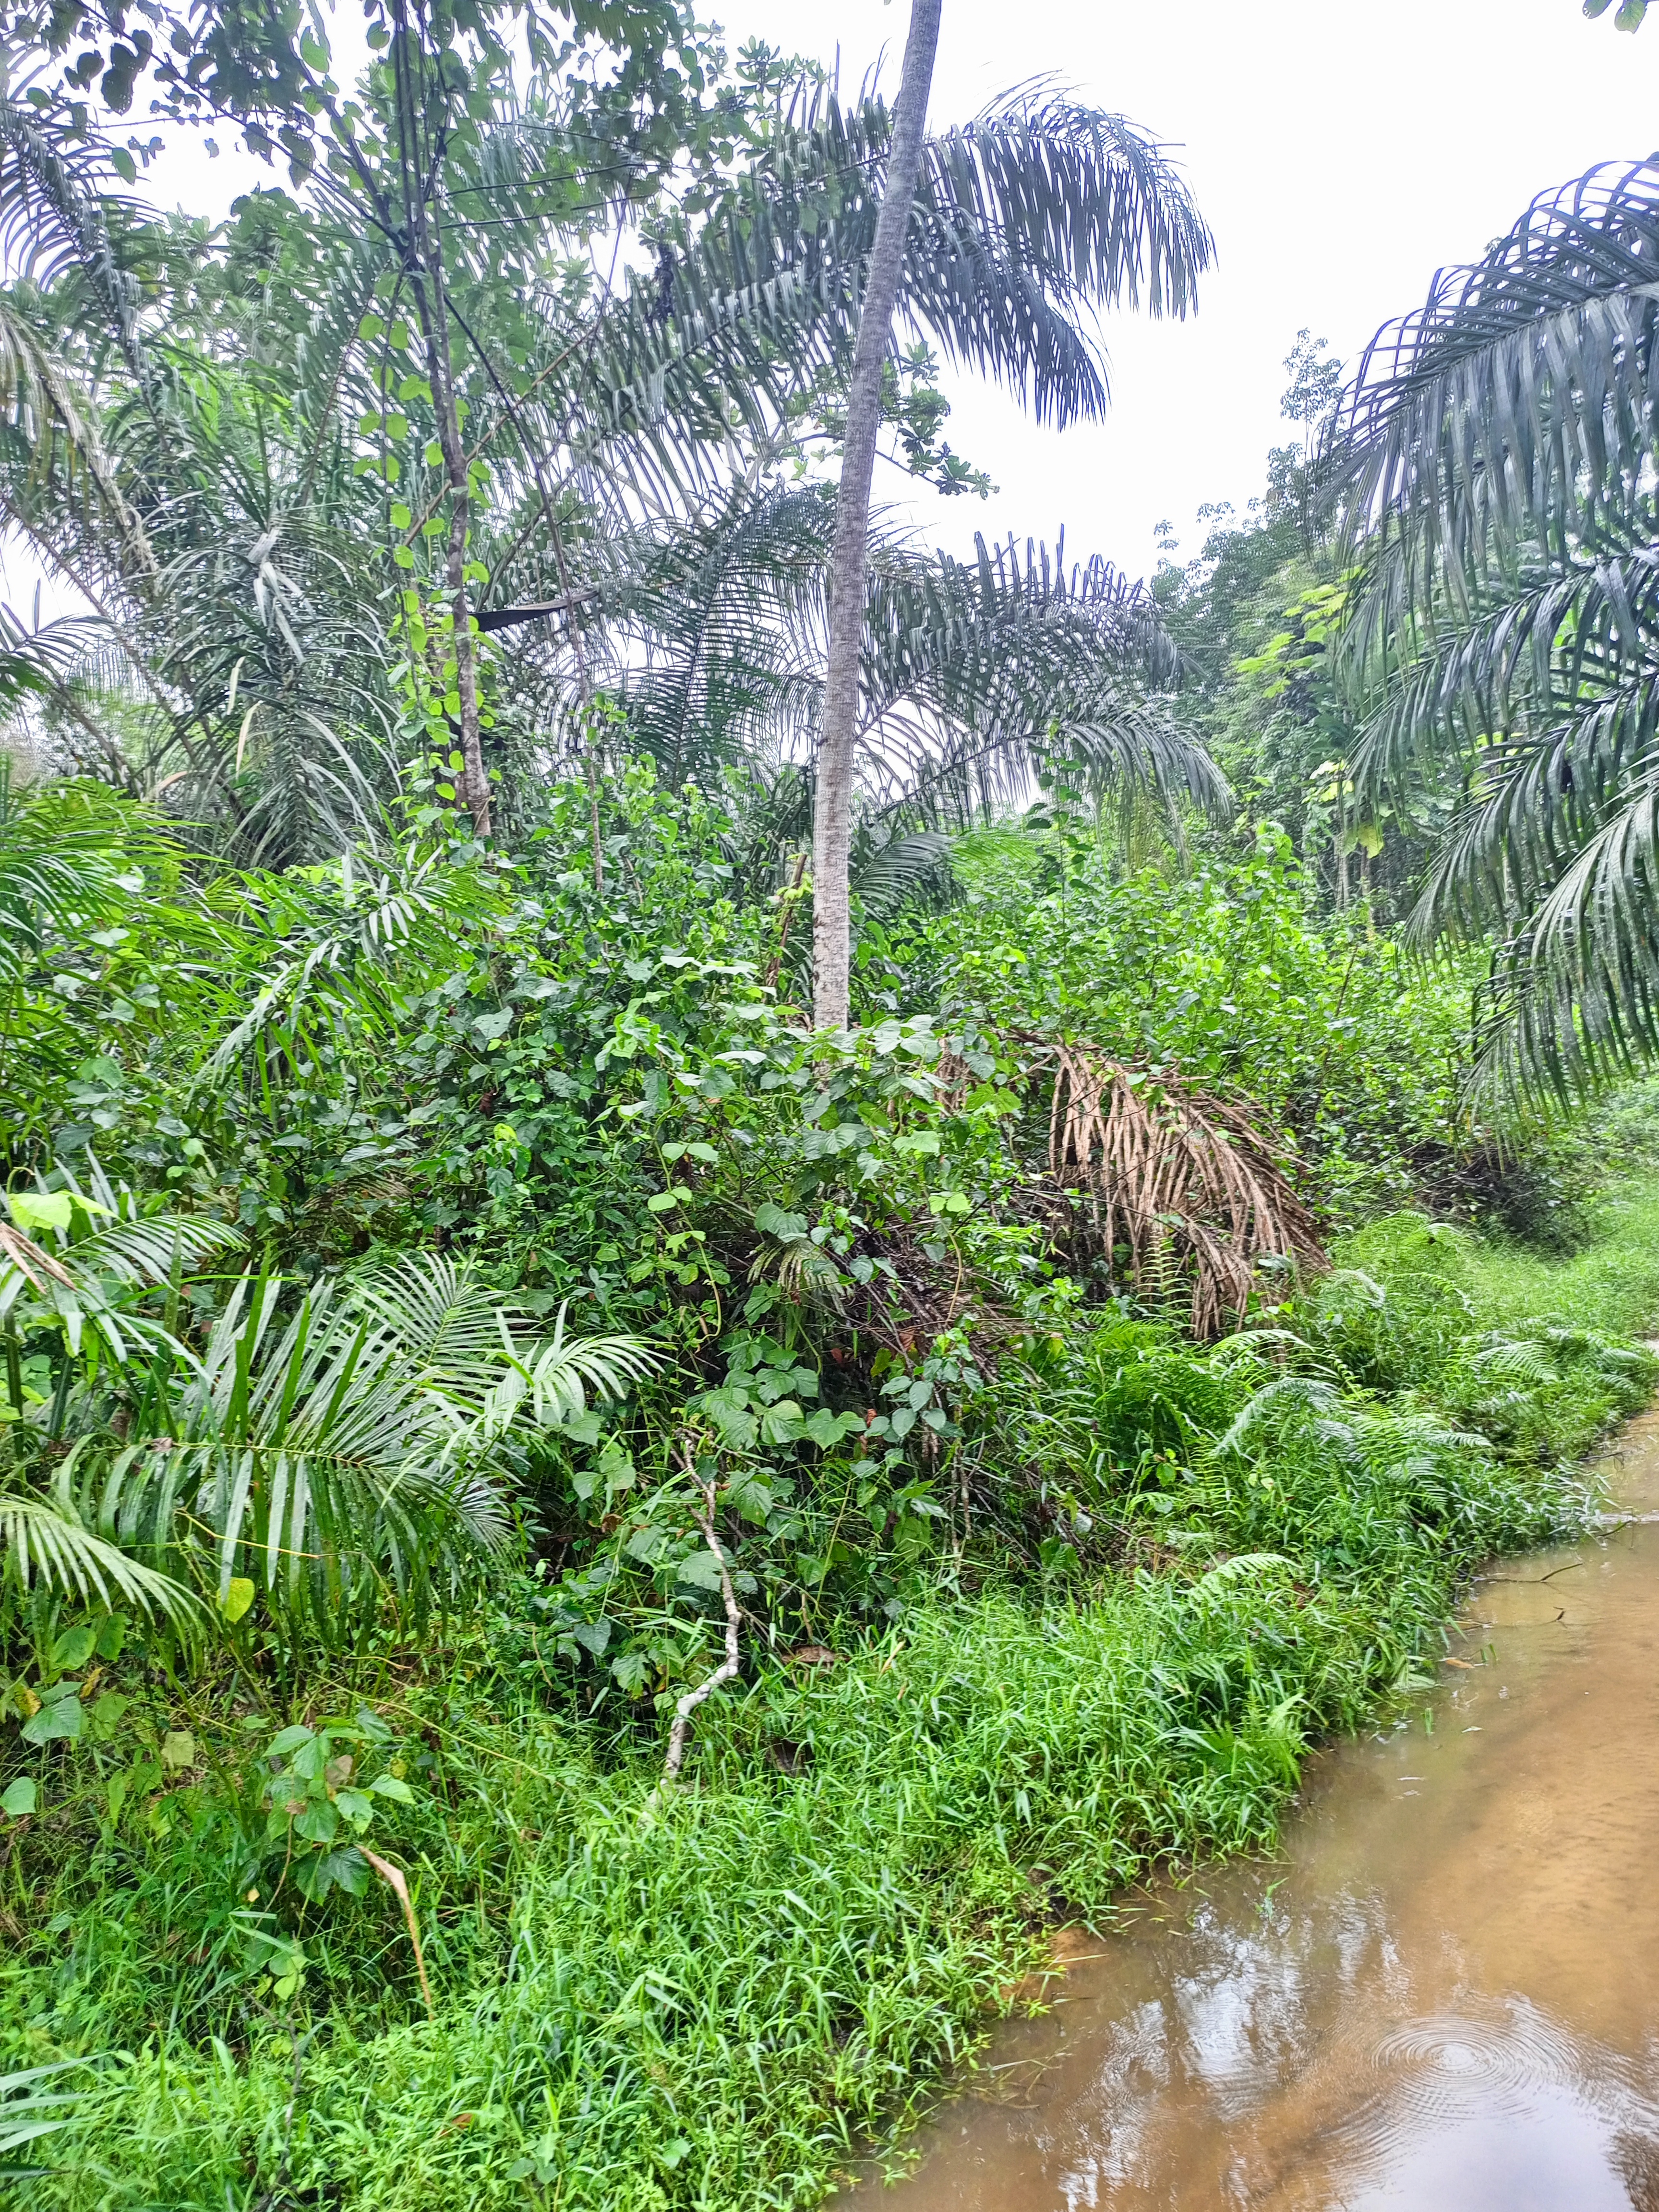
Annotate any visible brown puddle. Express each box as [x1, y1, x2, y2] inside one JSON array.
[[855, 1408, 1659, 2212]]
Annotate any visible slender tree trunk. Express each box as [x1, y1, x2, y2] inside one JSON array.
[[412, 220, 489, 840], [663, 1443, 742, 1782], [1335, 771, 1349, 908], [811, 0, 941, 1030], [391, 0, 490, 838]]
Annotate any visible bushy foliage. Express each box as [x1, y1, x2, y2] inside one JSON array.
[[896, 814, 1479, 1223], [3, 23, 1659, 2200], [1, 763, 1656, 2210]]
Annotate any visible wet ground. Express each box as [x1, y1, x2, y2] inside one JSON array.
[[856, 1410, 1659, 2211]]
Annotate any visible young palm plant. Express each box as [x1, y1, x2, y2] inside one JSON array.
[[2, 1172, 661, 1646], [1, 1164, 244, 1633], [79, 1252, 660, 1641]]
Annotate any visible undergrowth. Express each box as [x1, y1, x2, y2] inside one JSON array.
[[3, 1189, 1655, 2210]]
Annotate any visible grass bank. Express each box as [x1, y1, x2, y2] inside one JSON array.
[[6, 1190, 1659, 2211]]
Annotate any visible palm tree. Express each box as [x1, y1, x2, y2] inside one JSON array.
[[581, 486, 1225, 846], [659, 57, 1214, 1027], [0, 48, 1214, 894], [486, 77, 1214, 1007], [814, 0, 941, 1034], [0, 107, 400, 864], [1333, 156, 1659, 1098]]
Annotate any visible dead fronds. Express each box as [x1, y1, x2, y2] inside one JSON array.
[[360, 1847, 435, 2018], [0, 1223, 77, 1297], [1042, 1043, 1325, 1337]]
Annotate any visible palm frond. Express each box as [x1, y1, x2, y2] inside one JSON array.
[[490, 1298, 665, 1431], [0, 758, 134, 987], [850, 827, 956, 920], [485, 81, 1212, 522], [0, 1179, 241, 1361], [1, 1484, 203, 1624], [0, 98, 148, 375], [1042, 1042, 1326, 1337], [1337, 160, 1659, 587], [1334, 156, 1659, 1098], [84, 1254, 660, 1636], [566, 489, 1222, 842]]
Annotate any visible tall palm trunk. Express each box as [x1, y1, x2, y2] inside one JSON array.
[[811, 0, 942, 1031], [390, 0, 490, 838]]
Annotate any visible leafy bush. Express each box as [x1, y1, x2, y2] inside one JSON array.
[[2, 768, 1657, 2211]]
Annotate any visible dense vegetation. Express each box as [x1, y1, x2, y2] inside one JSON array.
[[2, 2, 1659, 2205]]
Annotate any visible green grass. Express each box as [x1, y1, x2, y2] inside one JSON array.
[[1461, 1186, 1659, 1340], [0, 1571, 1531, 2211], [5, 1186, 1659, 2211], [1339, 1181, 1659, 1344]]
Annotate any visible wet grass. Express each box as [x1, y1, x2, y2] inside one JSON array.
[[1458, 1183, 1659, 1342], [5, 1189, 1659, 2210]]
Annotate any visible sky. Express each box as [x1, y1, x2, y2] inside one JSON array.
[[10, 0, 1659, 607], [703, 0, 1659, 579]]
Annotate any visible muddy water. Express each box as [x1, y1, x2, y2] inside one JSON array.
[[861, 1409, 1659, 2212]]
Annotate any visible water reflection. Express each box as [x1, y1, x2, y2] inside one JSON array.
[[857, 1414, 1659, 2210]]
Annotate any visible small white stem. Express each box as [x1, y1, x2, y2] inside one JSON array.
[[663, 1445, 742, 1782]]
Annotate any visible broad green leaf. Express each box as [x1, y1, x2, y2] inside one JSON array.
[[803, 1408, 860, 1449], [84, 1692, 131, 1743], [676, 1549, 728, 1591], [294, 1800, 339, 1845], [49, 1623, 97, 1672], [755, 1202, 808, 1238], [7, 1192, 74, 1232], [21, 1697, 82, 1746], [333, 1786, 374, 1829]]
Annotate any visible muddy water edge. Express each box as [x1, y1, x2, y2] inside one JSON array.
[[853, 1407, 1659, 2212]]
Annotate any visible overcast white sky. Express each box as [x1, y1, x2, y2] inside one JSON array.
[[712, 0, 1659, 578], [13, 0, 1659, 603]]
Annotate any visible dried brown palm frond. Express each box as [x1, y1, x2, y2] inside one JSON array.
[[1040, 1043, 1325, 1337]]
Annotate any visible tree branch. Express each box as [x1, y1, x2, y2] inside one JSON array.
[[662, 1440, 742, 1782]]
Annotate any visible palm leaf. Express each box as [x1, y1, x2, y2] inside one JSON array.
[[91, 1255, 660, 1635], [1334, 156, 1659, 1097], [0, 1486, 203, 1624]]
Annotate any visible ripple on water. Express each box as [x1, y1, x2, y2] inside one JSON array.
[[1331, 1997, 1659, 2196], [1373, 2000, 1580, 2097]]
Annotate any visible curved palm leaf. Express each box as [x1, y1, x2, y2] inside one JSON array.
[[88, 1252, 661, 1636], [0, 756, 130, 988], [0, 1185, 244, 1361], [0, 79, 1208, 861], [484, 1298, 666, 1432], [1333, 157, 1659, 1097], [577, 83, 1212, 504], [1, 1483, 203, 1625]]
